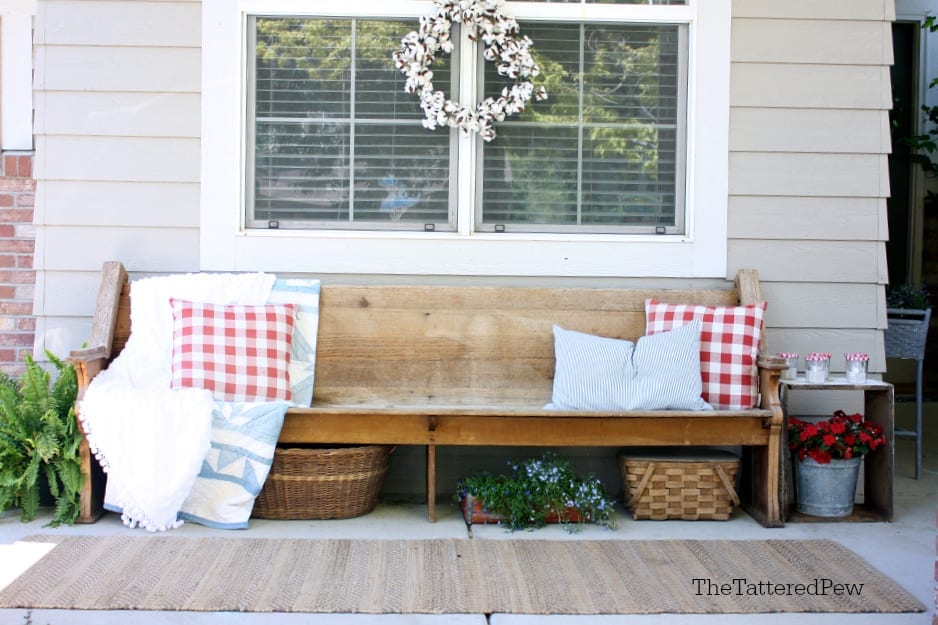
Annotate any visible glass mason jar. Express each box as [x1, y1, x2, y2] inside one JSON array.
[[844, 353, 869, 384], [804, 352, 831, 384]]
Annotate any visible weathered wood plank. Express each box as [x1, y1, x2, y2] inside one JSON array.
[[314, 284, 740, 403], [87, 261, 127, 359], [736, 268, 767, 354], [279, 412, 773, 447]]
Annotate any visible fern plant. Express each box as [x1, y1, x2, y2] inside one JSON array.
[[0, 351, 83, 526]]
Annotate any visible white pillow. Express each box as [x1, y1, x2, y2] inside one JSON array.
[[548, 320, 712, 411]]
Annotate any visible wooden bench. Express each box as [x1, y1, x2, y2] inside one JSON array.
[[71, 261, 786, 527]]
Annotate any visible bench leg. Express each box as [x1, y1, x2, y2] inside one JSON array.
[[741, 439, 784, 528], [76, 419, 106, 523], [427, 444, 436, 522]]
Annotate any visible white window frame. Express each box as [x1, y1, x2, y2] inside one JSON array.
[[201, 0, 729, 277], [1, 1, 36, 150]]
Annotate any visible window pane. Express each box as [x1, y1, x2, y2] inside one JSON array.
[[483, 127, 579, 225], [249, 17, 454, 230], [254, 19, 351, 119], [480, 22, 685, 233], [254, 121, 350, 222], [353, 124, 451, 223]]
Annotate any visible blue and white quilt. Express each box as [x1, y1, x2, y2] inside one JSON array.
[[178, 401, 289, 529]]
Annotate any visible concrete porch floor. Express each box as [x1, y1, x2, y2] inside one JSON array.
[[0, 402, 935, 625]]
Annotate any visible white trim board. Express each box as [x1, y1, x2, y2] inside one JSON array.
[[200, 0, 731, 277]]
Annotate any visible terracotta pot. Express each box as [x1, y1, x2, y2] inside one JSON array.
[[459, 493, 581, 526]]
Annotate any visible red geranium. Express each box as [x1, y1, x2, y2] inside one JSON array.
[[788, 410, 886, 464]]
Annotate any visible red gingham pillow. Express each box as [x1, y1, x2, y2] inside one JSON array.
[[170, 298, 296, 402], [644, 299, 767, 410]]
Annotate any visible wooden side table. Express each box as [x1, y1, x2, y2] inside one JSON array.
[[779, 378, 894, 522]]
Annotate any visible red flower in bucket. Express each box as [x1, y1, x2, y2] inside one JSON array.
[[788, 410, 886, 463]]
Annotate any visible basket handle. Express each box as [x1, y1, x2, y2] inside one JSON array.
[[715, 464, 740, 506], [630, 462, 657, 504]]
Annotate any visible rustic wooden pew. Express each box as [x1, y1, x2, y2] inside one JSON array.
[[71, 262, 786, 527]]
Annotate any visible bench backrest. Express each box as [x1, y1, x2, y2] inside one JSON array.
[[95, 264, 763, 406]]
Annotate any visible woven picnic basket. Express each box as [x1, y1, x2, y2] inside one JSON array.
[[253, 445, 394, 519], [617, 449, 740, 521]]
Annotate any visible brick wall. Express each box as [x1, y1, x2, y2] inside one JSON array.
[[0, 151, 35, 376]]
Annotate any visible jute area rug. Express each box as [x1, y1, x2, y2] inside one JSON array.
[[0, 535, 924, 615]]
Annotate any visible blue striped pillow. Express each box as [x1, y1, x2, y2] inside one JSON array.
[[548, 321, 711, 411]]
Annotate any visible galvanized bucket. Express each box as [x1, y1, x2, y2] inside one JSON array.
[[794, 456, 861, 517]]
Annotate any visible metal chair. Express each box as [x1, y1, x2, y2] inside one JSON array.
[[885, 307, 931, 479]]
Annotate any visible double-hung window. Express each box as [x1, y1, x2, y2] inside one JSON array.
[[201, 0, 729, 275]]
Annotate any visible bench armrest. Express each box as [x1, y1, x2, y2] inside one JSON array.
[[757, 355, 786, 426], [70, 345, 109, 395]]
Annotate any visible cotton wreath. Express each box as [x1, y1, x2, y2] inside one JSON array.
[[393, 0, 547, 142]]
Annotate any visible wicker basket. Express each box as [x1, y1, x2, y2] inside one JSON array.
[[885, 308, 931, 360], [253, 445, 394, 520], [617, 449, 741, 521]]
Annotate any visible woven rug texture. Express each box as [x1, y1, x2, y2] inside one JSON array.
[[0, 535, 924, 614]]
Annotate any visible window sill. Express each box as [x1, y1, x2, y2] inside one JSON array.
[[202, 228, 722, 278]]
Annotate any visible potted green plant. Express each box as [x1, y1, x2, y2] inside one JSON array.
[[455, 452, 617, 532], [787, 410, 886, 517], [0, 351, 83, 526]]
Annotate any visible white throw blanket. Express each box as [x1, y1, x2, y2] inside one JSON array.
[[79, 272, 276, 531]]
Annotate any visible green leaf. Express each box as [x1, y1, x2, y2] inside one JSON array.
[[19, 480, 39, 522], [57, 459, 84, 496], [50, 491, 80, 527], [43, 463, 60, 499]]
